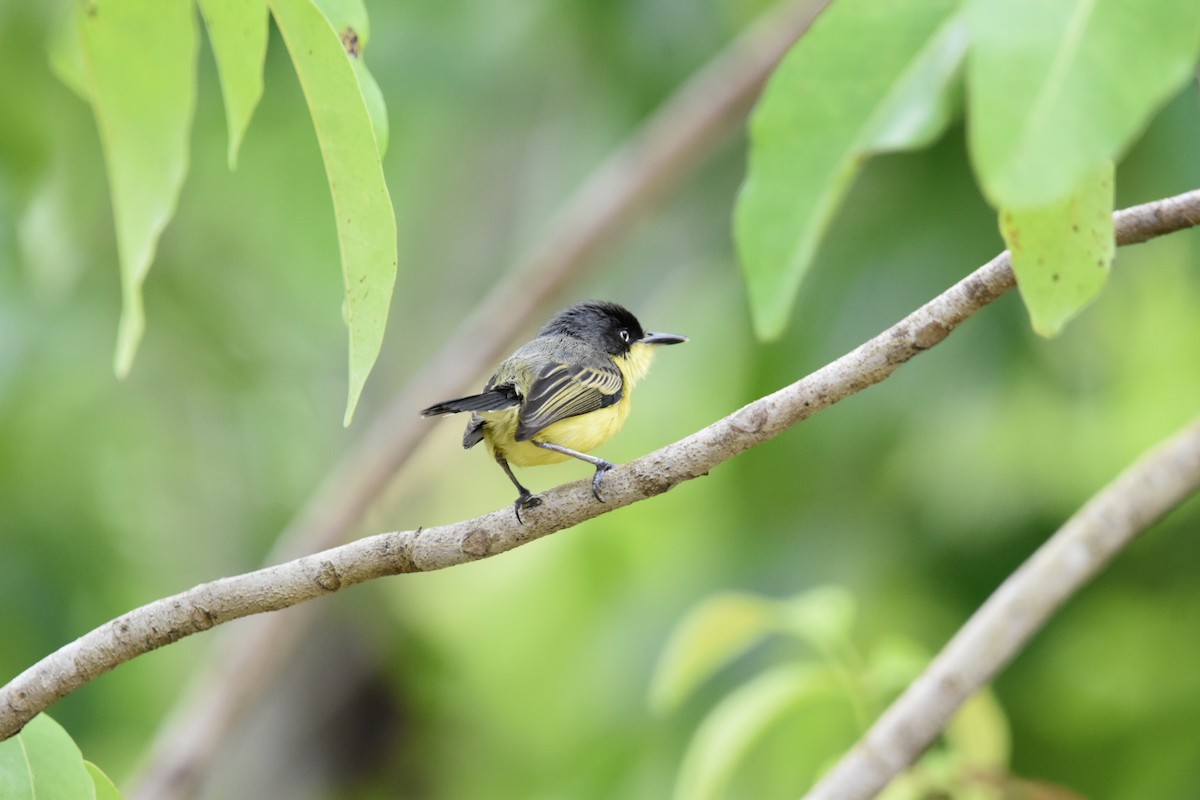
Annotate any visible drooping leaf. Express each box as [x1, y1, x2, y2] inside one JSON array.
[[197, 0, 270, 169], [0, 714, 95, 800], [1001, 162, 1114, 337], [735, 0, 965, 339], [672, 664, 835, 800], [967, 0, 1200, 209], [85, 761, 124, 800], [649, 592, 776, 714], [79, 0, 198, 377], [268, 0, 398, 425], [311, 0, 389, 155]]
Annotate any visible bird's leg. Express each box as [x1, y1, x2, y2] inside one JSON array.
[[533, 441, 617, 503], [496, 454, 540, 523]]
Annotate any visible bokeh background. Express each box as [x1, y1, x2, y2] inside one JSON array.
[[2, 1, 1200, 798]]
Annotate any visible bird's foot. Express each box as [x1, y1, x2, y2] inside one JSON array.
[[591, 460, 616, 502], [513, 490, 542, 524]]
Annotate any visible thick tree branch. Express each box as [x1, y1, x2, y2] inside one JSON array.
[[803, 414, 1200, 800], [2, 189, 1198, 742]]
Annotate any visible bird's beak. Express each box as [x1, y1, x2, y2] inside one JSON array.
[[641, 332, 688, 345]]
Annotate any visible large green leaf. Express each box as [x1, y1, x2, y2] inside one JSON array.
[[0, 715, 95, 800], [269, 0, 397, 424], [312, 0, 389, 156], [968, 0, 1200, 209], [197, 0, 270, 169], [734, 0, 965, 340], [79, 0, 197, 376], [1001, 163, 1114, 336]]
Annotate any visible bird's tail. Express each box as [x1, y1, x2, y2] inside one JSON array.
[[420, 388, 519, 416]]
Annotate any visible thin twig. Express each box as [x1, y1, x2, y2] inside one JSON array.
[[127, 1, 832, 796], [3, 189, 1198, 745], [802, 415, 1200, 800]]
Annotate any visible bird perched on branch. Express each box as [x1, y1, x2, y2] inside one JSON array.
[[421, 300, 687, 521]]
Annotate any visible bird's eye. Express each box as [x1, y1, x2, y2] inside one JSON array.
[[619, 329, 631, 343]]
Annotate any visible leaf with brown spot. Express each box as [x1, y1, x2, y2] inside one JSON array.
[[1001, 162, 1114, 337]]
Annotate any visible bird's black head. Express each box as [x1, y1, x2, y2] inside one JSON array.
[[539, 301, 646, 356]]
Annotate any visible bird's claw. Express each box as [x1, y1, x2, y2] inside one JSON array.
[[513, 491, 542, 524], [591, 460, 616, 503]]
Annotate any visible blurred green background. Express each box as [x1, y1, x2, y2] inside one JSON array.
[[2, 1, 1199, 798]]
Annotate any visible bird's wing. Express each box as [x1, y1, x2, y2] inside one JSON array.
[[515, 359, 623, 441]]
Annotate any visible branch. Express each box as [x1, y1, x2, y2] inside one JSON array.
[[3, 189, 1198, 743], [129, 1, 832, 795], [802, 414, 1200, 800]]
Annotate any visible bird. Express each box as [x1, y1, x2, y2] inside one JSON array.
[[420, 300, 687, 521]]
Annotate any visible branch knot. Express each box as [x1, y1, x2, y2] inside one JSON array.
[[314, 561, 342, 591]]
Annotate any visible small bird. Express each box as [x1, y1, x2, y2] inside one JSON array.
[[421, 301, 687, 521]]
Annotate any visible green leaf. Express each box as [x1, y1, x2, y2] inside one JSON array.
[[0, 714, 95, 800], [944, 689, 1011, 769], [350, 55, 389, 158], [79, 0, 198, 377], [734, 0, 965, 340], [48, 4, 89, 100], [311, 0, 389, 155], [864, 636, 930, 696], [649, 592, 777, 714], [967, 0, 1200, 209], [777, 584, 857, 654], [672, 664, 835, 800], [197, 0, 270, 169], [269, 0, 398, 425], [1001, 162, 1114, 337], [85, 762, 124, 800]]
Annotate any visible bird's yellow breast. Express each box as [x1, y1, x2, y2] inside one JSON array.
[[482, 342, 656, 468]]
